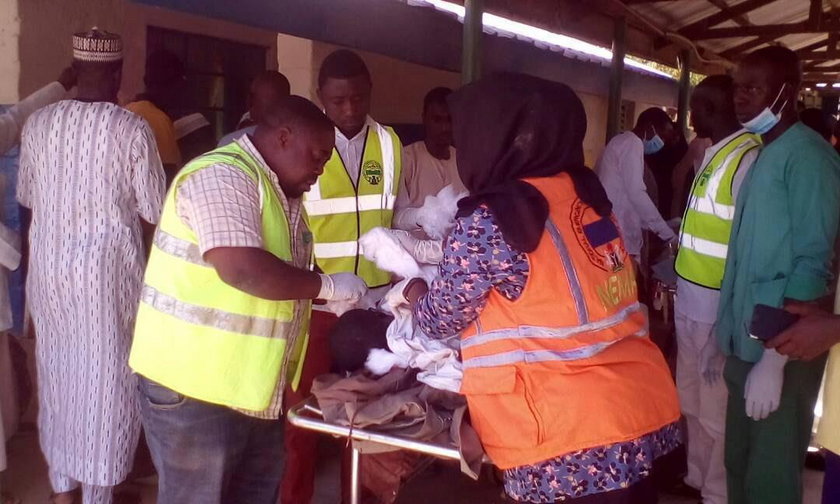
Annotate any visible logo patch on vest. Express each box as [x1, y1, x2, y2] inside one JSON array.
[[363, 161, 383, 185], [569, 199, 628, 273]]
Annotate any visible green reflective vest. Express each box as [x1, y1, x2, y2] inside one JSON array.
[[303, 122, 402, 288], [675, 131, 760, 289], [129, 141, 312, 411]]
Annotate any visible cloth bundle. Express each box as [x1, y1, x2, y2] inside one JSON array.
[[357, 186, 464, 392]]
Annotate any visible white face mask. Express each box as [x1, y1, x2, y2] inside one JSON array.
[[741, 84, 788, 135]]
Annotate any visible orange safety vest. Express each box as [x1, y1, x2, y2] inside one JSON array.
[[460, 174, 680, 470]]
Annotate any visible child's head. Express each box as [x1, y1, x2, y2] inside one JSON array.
[[329, 309, 393, 374]]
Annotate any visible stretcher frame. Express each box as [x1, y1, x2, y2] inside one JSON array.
[[287, 397, 466, 504]]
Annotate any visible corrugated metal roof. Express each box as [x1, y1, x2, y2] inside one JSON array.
[[626, 0, 840, 76]]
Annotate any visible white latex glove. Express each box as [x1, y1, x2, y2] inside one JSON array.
[[414, 185, 467, 240], [698, 334, 725, 386], [744, 348, 788, 421], [390, 229, 444, 265], [317, 273, 367, 302]]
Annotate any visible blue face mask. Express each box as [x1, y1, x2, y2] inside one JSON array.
[[643, 128, 665, 155], [741, 84, 787, 135]]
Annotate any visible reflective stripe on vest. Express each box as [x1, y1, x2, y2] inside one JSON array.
[[303, 122, 401, 287], [546, 219, 589, 324], [462, 209, 644, 368], [305, 194, 395, 216], [154, 229, 209, 267], [141, 285, 291, 340], [130, 142, 311, 411], [675, 132, 759, 289], [679, 232, 728, 260], [462, 303, 645, 369]]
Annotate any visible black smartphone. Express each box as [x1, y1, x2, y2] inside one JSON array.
[[749, 304, 800, 342]]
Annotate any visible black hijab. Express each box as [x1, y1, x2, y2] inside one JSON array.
[[449, 73, 611, 253]]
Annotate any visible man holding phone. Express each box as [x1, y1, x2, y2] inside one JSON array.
[[767, 304, 840, 504], [716, 46, 840, 504]]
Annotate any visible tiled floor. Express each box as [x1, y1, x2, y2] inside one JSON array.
[[1, 429, 825, 504]]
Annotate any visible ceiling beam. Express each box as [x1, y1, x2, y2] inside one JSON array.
[[720, 35, 776, 58], [807, 62, 840, 71], [680, 0, 777, 38], [799, 51, 838, 61], [808, 0, 823, 29], [706, 0, 751, 27], [692, 21, 840, 39], [829, 32, 840, 58]]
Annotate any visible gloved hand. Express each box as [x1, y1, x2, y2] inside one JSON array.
[[389, 229, 444, 265], [317, 273, 367, 302], [744, 348, 788, 421], [698, 334, 725, 386], [415, 185, 467, 240]]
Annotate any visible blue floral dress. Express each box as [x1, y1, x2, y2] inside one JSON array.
[[414, 206, 681, 503]]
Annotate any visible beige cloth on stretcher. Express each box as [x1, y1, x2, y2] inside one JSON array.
[[311, 368, 483, 478]]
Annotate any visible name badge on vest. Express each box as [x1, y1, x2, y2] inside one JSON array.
[[363, 160, 383, 185]]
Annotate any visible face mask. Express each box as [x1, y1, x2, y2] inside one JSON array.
[[741, 84, 788, 135], [643, 127, 665, 155]]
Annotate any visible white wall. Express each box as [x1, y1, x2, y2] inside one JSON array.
[[0, 0, 20, 103]]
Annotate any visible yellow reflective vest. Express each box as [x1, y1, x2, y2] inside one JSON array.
[[129, 141, 312, 411], [304, 121, 402, 288], [675, 131, 760, 289]]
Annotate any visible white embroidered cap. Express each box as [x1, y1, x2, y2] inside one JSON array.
[[73, 27, 123, 63]]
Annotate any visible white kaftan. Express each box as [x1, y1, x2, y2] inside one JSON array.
[[17, 100, 165, 487]]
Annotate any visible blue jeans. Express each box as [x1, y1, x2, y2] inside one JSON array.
[[136, 375, 285, 504]]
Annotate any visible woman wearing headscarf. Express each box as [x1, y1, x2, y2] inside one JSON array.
[[400, 74, 681, 503]]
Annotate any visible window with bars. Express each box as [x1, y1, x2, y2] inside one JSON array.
[[146, 26, 268, 139]]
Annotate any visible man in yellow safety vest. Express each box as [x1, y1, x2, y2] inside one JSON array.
[[281, 49, 404, 504], [129, 96, 368, 503], [673, 74, 760, 504]]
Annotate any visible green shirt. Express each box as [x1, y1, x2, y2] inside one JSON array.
[[717, 122, 840, 363]]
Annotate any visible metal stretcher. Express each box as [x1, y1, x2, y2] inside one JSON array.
[[287, 397, 466, 504]]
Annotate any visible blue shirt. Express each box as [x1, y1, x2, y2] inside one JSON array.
[[217, 125, 256, 148], [717, 122, 840, 363]]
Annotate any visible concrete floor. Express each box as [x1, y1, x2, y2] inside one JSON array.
[[1, 428, 825, 504]]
